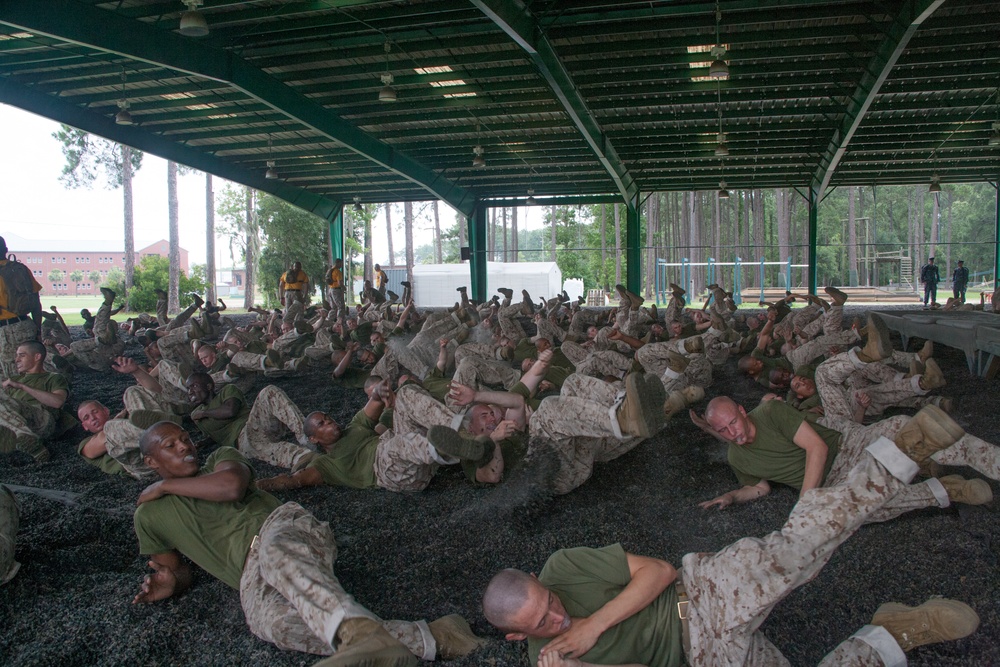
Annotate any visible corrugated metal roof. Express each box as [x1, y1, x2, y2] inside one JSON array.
[[0, 0, 995, 214]]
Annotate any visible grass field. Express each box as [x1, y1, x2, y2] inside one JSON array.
[[38, 295, 251, 326]]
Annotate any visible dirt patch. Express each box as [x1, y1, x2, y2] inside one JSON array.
[[1, 305, 997, 666]]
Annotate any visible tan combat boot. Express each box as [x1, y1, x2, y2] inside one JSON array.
[[918, 358, 946, 391], [428, 615, 486, 660], [856, 313, 892, 362], [617, 373, 667, 438], [893, 405, 965, 464], [315, 618, 416, 667], [938, 475, 993, 505], [872, 599, 979, 652]]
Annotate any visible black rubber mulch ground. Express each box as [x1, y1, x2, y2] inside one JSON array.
[[0, 305, 997, 667]]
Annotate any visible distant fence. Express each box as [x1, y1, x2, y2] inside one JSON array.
[[655, 257, 808, 305]]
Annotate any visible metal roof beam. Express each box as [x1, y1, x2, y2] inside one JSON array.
[[811, 0, 947, 199], [0, 76, 342, 221], [0, 0, 477, 216], [470, 0, 638, 203]]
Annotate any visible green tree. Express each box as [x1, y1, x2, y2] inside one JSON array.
[[103, 255, 205, 312], [88, 270, 101, 285], [52, 126, 143, 305], [216, 185, 263, 308], [48, 269, 64, 284], [256, 195, 329, 304], [69, 270, 84, 295]]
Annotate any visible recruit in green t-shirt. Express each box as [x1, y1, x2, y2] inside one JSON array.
[[194, 384, 250, 447], [9, 372, 69, 413], [750, 349, 793, 388], [133, 447, 281, 590], [306, 410, 379, 488], [460, 432, 527, 483], [77, 435, 126, 476], [528, 544, 684, 667], [727, 399, 841, 489]]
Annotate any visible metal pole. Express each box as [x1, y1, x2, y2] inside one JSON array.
[[994, 181, 999, 288], [786, 257, 792, 294], [682, 258, 690, 305], [809, 186, 819, 294], [625, 194, 642, 295], [759, 257, 765, 304], [469, 202, 488, 302]]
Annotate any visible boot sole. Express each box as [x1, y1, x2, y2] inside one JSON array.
[[867, 313, 892, 360], [940, 475, 993, 505], [427, 425, 487, 462]]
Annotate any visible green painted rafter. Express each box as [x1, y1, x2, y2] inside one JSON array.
[[811, 0, 947, 199], [470, 0, 638, 203]]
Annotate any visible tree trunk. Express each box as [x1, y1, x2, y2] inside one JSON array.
[[776, 188, 790, 285], [433, 201, 443, 264], [205, 173, 216, 303], [847, 186, 858, 286], [243, 188, 257, 310], [404, 201, 415, 282], [614, 204, 622, 285], [550, 205, 558, 262], [167, 161, 181, 313], [511, 206, 518, 262], [945, 193, 953, 280], [122, 145, 135, 310], [929, 190, 940, 261], [386, 204, 395, 267], [458, 209, 467, 254], [501, 207, 508, 263], [645, 194, 658, 297], [363, 208, 373, 281]]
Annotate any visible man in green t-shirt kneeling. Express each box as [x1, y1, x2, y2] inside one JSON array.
[[483, 423, 982, 666], [133, 421, 483, 666]]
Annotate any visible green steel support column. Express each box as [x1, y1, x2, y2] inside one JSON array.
[[994, 182, 999, 287], [625, 194, 641, 294], [469, 203, 488, 303], [329, 207, 344, 264], [808, 187, 819, 294]]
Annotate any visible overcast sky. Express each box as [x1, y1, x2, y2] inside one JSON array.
[[0, 104, 545, 269]]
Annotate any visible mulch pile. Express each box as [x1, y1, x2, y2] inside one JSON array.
[[1, 305, 997, 667]]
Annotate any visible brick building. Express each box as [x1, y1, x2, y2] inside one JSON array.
[[2, 233, 189, 296]]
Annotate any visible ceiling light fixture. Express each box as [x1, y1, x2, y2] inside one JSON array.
[[928, 175, 941, 194], [265, 134, 278, 180], [379, 41, 396, 102], [115, 68, 134, 125], [353, 195, 363, 213], [714, 133, 729, 156], [179, 0, 209, 37], [472, 123, 486, 168], [526, 187, 537, 206], [718, 180, 730, 199], [709, 1, 729, 80]]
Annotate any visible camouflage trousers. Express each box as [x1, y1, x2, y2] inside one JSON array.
[[593, 327, 632, 354], [568, 309, 596, 337], [272, 330, 313, 359], [282, 298, 304, 326], [681, 440, 917, 667], [240, 502, 435, 658], [635, 343, 712, 386], [453, 342, 506, 365], [164, 301, 200, 332], [123, 385, 192, 416], [449, 357, 520, 408], [815, 350, 927, 421], [395, 385, 460, 434], [103, 419, 157, 481], [156, 328, 196, 366], [574, 350, 632, 380], [613, 302, 648, 338], [529, 373, 638, 495], [236, 385, 312, 470], [496, 302, 528, 341], [327, 287, 347, 325], [800, 304, 844, 340], [535, 318, 566, 343], [0, 484, 19, 586], [662, 295, 684, 323], [67, 337, 125, 371], [155, 297, 169, 326], [92, 301, 118, 346], [0, 394, 54, 460], [371, 342, 432, 384], [559, 340, 591, 366], [652, 354, 712, 395], [786, 328, 860, 371], [374, 430, 456, 493], [0, 318, 39, 383]]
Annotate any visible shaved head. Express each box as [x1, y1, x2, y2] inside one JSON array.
[[139, 421, 183, 457], [704, 396, 740, 424], [482, 569, 536, 632]]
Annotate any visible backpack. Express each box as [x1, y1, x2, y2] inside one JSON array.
[[0, 254, 40, 317]]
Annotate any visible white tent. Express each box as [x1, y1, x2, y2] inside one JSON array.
[[412, 262, 562, 307]]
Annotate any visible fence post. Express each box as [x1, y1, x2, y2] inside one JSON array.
[[734, 256, 743, 305], [759, 257, 765, 304]]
